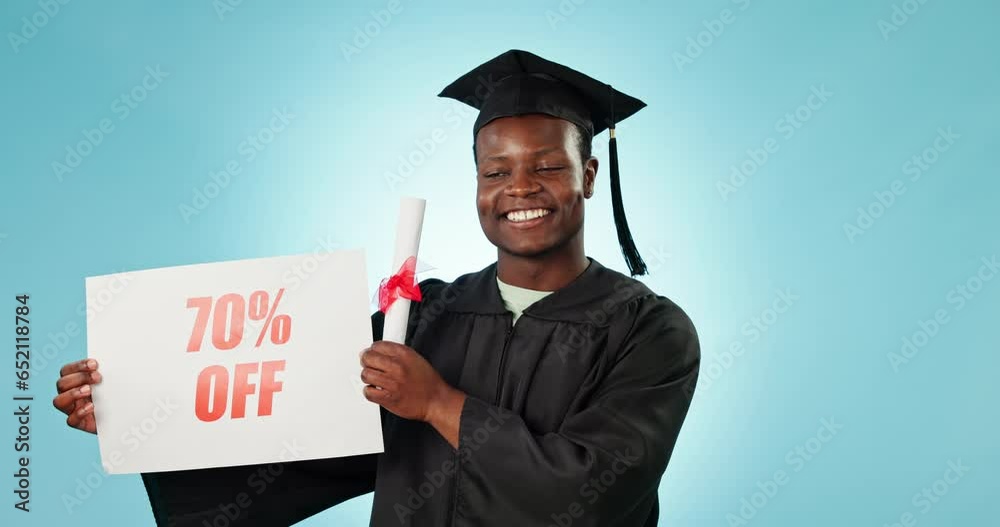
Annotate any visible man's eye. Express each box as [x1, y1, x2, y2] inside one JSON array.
[[538, 166, 565, 172], [484, 172, 507, 178]]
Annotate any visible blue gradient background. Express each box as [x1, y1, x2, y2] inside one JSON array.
[[2, 0, 997, 525]]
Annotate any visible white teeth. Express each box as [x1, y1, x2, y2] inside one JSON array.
[[505, 209, 551, 223]]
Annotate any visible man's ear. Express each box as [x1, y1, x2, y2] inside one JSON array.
[[583, 157, 598, 198]]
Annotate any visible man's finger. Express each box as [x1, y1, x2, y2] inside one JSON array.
[[363, 385, 395, 405], [74, 400, 94, 418], [56, 371, 101, 393], [361, 368, 397, 392], [371, 340, 409, 357], [60, 359, 97, 377], [66, 403, 91, 430], [52, 385, 93, 415], [361, 349, 399, 374]]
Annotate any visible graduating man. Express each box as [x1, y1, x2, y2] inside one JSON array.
[[53, 49, 700, 526]]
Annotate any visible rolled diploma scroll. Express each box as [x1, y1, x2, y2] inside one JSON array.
[[382, 197, 426, 344]]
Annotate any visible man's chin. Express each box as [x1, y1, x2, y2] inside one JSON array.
[[496, 240, 559, 259]]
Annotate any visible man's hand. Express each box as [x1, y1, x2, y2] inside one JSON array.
[[361, 341, 466, 448], [52, 359, 102, 434]]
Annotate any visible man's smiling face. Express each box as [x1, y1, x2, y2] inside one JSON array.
[[474, 113, 596, 259]]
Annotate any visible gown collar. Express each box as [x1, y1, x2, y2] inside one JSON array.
[[445, 257, 652, 325]]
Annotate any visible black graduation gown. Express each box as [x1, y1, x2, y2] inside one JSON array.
[[140, 258, 700, 526]]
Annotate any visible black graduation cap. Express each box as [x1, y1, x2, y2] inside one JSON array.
[[438, 49, 649, 277]]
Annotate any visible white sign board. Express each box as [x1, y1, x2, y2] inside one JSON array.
[[86, 249, 383, 474]]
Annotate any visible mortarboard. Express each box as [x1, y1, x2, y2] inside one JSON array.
[[439, 49, 649, 276]]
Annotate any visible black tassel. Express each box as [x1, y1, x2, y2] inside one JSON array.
[[608, 129, 647, 276]]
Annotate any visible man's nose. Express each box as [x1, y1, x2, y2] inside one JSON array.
[[505, 168, 541, 197]]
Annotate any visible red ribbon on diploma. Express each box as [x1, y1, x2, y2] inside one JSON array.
[[378, 256, 422, 313]]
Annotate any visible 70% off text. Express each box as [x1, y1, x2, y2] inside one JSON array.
[[186, 288, 292, 422]]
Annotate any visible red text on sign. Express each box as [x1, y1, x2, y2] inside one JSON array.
[[194, 360, 286, 422]]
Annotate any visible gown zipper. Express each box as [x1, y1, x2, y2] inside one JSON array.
[[452, 313, 515, 526], [493, 313, 515, 406]]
